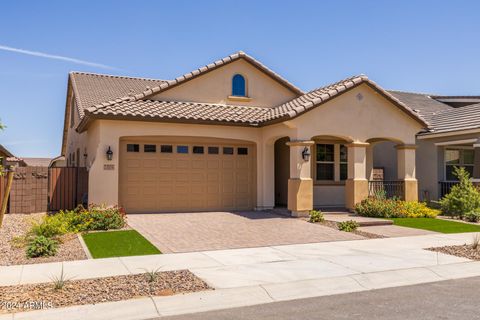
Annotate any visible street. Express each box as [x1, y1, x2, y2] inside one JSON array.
[[159, 277, 480, 320]]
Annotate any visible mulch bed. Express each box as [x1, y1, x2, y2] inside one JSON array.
[[0, 270, 211, 314], [426, 245, 480, 261], [320, 220, 386, 239], [0, 213, 87, 266]]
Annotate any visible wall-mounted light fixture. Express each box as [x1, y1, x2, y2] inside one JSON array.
[[106, 146, 113, 161], [301, 146, 311, 161]]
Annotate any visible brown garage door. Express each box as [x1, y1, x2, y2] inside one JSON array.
[[119, 137, 256, 213]]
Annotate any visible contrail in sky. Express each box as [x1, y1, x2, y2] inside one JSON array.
[[0, 44, 117, 70]]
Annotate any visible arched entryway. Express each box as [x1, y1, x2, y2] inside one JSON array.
[[310, 135, 352, 208], [274, 136, 290, 207]]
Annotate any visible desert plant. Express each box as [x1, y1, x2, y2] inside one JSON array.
[[308, 210, 324, 223], [142, 267, 162, 283], [26, 236, 58, 258], [440, 167, 480, 218], [49, 265, 72, 290], [472, 234, 480, 250], [355, 197, 439, 218], [87, 205, 126, 230], [464, 211, 480, 223], [337, 220, 360, 232], [30, 214, 69, 238]]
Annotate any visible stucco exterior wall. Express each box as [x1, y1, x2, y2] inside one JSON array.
[[313, 186, 345, 207], [150, 59, 298, 107], [372, 141, 398, 180], [65, 98, 88, 167]]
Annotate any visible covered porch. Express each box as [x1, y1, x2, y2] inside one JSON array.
[[432, 137, 480, 199], [273, 135, 418, 216]]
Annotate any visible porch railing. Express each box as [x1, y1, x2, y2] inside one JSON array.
[[438, 181, 458, 199], [438, 180, 480, 199], [368, 180, 404, 199]]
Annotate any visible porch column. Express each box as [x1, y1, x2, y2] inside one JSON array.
[[473, 139, 480, 179], [396, 144, 418, 201], [286, 140, 314, 217], [345, 142, 369, 210]]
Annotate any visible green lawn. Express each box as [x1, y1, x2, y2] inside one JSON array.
[[82, 230, 161, 258], [389, 218, 480, 234]]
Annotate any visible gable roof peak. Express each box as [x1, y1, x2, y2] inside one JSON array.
[[86, 50, 304, 113]]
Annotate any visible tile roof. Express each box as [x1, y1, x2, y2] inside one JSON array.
[[263, 75, 429, 126], [78, 74, 429, 130], [387, 90, 452, 122], [69, 72, 168, 117], [85, 51, 304, 114], [427, 103, 480, 134], [22, 158, 52, 167], [87, 100, 270, 126]]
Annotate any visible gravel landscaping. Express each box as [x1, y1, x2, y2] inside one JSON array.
[[427, 245, 480, 261], [0, 270, 211, 314], [0, 213, 87, 266]]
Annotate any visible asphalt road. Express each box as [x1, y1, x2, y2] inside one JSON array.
[[158, 277, 480, 320]]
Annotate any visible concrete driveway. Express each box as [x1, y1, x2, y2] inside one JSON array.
[[127, 211, 363, 253]]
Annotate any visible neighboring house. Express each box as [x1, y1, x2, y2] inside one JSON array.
[[59, 51, 479, 215], [0, 144, 26, 167]]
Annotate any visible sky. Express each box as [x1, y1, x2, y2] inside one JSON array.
[[0, 0, 479, 158]]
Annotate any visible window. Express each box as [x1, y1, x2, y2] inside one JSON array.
[[160, 145, 173, 153], [193, 146, 204, 154], [445, 148, 474, 180], [223, 147, 234, 155], [238, 147, 248, 155], [232, 74, 246, 97], [177, 145, 189, 154], [340, 144, 348, 180], [316, 144, 334, 180], [127, 144, 139, 152], [144, 144, 156, 153], [208, 146, 219, 154]]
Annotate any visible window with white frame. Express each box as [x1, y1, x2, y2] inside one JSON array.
[[445, 148, 474, 181], [315, 143, 348, 182]]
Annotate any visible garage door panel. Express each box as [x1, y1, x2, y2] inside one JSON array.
[[120, 139, 255, 213], [207, 160, 219, 169], [159, 159, 174, 168], [175, 160, 190, 169], [222, 160, 234, 169], [127, 159, 141, 168]]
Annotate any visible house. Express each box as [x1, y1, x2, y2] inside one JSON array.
[[60, 51, 479, 215], [0, 144, 26, 167]]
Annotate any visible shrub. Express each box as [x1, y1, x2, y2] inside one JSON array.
[[26, 236, 58, 258], [464, 211, 480, 223], [30, 214, 69, 238], [87, 205, 126, 231], [440, 167, 480, 218], [308, 210, 324, 223], [355, 197, 439, 218], [354, 197, 399, 218], [398, 201, 440, 218], [338, 220, 359, 232]]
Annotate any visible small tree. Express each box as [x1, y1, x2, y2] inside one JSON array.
[[440, 167, 480, 218]]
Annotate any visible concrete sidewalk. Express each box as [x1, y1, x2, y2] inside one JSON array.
[[1, 232, 479, 319]]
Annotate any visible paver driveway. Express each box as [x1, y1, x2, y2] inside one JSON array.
[[127, 211, 363, 253]]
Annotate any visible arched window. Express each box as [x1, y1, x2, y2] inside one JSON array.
[[232, 74, 246, 97]]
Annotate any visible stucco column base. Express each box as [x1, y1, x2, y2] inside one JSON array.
[[287, 178, 313, 216], [403, 179, 418, 202], [345, 179, 368, 210]]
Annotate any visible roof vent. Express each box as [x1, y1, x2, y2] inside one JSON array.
[[356, 93, 363, 101]]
